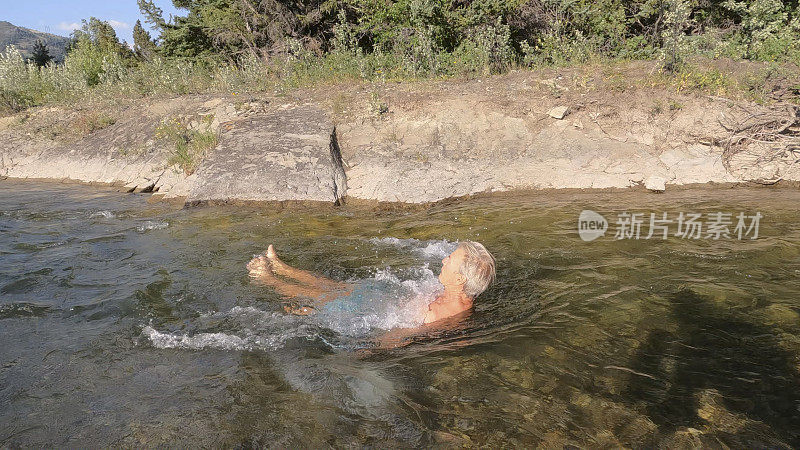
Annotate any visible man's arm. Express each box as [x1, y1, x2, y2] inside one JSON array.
[[371, 325, 428, 349], [368, 305, 472, 351]]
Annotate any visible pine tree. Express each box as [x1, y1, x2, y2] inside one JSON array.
[[137, 0, 166, 30], [133, 19, 158, 60], [30, 40, 52, 67]]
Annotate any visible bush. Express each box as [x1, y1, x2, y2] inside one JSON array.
[[0, 89, 32, 114], [660, 0, 694, 71], [155, 115, 219, 175], [3, 2, 800, 114], [0, 47, 36, 112]]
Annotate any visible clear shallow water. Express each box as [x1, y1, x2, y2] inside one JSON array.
[[1, 180, 800, 447]]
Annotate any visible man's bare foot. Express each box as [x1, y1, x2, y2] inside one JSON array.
[[266, 244, 333, 285], [265, 244, 287, 270], [258, 244, 351, 296], [247, 255, 273, 278]]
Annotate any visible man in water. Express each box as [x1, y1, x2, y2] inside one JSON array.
[[247, 241, 495, 325]]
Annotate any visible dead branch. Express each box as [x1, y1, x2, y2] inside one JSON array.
[[718, 102, 800, 171]]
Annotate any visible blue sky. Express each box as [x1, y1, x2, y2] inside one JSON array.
[[3, 1, 182, 45]]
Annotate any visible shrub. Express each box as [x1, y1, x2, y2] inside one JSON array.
[[0, 47, 35, 113], [660, 0, 694, 72], [0, 89, 32, 115], [155, 116, 219, 175], [3, 2, 800, 114]]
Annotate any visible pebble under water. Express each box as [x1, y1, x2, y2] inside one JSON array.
[[1, 179, 800, 447]]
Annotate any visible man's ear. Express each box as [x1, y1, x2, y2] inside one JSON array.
[[455, 273, 467, 286]]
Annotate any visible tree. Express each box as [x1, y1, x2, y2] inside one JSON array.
[[30, 40, 52, 67], [133, 19, 158, 60], [138, 0, 215, 59], [137, 0, 337, 60], [71, 17, 131, 56], [67, 17, 135, 86], [138, 0, 167, 30]]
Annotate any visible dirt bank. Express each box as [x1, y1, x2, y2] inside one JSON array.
[[1, 61, 798, 204]]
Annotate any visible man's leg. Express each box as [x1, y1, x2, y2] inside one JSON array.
[[248, 256, 327, 298], [247, 253, 352, 313], [266, 245, 350, 291]]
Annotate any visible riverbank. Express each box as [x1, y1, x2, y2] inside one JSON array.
[[1, 60, 798, 205]]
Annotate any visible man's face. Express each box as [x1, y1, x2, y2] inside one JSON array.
[[439, 247, 466, 287]]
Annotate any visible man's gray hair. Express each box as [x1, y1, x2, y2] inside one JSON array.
[[457, 241, 496, 298]]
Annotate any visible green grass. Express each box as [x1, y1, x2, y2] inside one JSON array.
[[155, 116, 219, 175], [2, 29, 799, 117]]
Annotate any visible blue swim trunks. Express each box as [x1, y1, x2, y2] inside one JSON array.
[[321, 279, 388, 314]]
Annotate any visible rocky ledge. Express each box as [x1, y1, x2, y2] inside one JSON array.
[[1, 76, 798, 204]]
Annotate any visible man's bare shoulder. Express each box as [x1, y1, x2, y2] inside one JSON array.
[[423, 297, 472, 324]]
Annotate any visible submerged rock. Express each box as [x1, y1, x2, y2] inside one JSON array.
[[695, 389, 748, 433], [763, 303, 800, 327]]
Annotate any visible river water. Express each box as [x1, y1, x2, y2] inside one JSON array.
[[1, 179, 799, 447]]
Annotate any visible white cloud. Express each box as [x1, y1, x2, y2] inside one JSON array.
[[108, 20, 131, 30], [58, 22, 82, 32], [56, 19, 130, 34]]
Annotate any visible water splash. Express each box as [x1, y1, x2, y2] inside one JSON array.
[[143, 306, 324, 351], [143, 326, 250, 351], [136, 220, 169, 232], [90, 210, 115, 219], [143, 265, 443, 352], [315, 265, 441, 337], [369, 237, 457, 259]]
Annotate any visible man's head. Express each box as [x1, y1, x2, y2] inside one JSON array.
[[438, 241, 496, 298]]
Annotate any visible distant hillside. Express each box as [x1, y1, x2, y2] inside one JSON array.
[[0, 21, 70, 62]]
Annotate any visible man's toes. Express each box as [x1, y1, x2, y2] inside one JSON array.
[[247, 255, 272, 277], [266, 244, 276, 259], [259, 256, 273, 271]]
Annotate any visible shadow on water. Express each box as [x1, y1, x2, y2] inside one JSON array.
[[222, 349, 439, 448], [622, 288, 800, 447]]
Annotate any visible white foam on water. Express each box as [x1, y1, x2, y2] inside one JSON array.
[[40, 240, 68, 248], [90, 210, 115, 219], [142, 306, 321, 351], [143, 326, 249, 351], [369, 237, 457, 260], [136, 220, 169, 232]]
